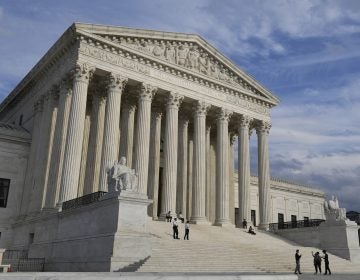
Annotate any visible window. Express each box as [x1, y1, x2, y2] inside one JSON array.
[[278, 213, 284, 229], [304, 216, 309, 227], [0, 179, 10, 208], [291, 215, 297, 228], [251, 210, 256, 226]]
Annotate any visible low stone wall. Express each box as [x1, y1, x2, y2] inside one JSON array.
[[273, 219, 360, 263]]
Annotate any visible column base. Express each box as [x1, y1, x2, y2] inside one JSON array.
[[190, 216, 210, 225], [214, 219, 234, 227], [258, 223, 269, 230]]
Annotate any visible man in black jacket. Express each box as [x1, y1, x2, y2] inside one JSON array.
[[294, 249, 302, 274], [322, 250, 331, 275]]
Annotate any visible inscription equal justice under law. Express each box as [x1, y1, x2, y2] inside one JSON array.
[[79, 44, 270, 117]]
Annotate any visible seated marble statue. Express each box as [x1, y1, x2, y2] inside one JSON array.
[[107, 157, 138, 193], [324, 195, 347, 221]]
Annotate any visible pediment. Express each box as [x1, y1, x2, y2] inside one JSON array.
[[74, 23, 279, 105]]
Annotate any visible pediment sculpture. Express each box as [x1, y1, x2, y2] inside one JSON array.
[[98, 34, 264, 97], [324, 195, 347, 221], [107, 157, 138, 193]]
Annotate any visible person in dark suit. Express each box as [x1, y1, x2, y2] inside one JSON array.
[[322, 250, 331, 275], [294, 249, 302, 274], [172, 218, 179, 239]]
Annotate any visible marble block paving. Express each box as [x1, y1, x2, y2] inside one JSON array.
[[0, 272, 298, 280]]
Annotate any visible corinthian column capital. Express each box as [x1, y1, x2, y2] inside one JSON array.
[[256, 121, 271, 134], [71, 62, 95, 82], [107, 73, 128, 92], [193, 100, 210, 116], [138, 83, 158, 101], [239, 115, 252, 129], [216, 108, 232, 122], [167, 92, 184, 108]]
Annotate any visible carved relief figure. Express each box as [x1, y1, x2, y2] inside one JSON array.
[[209, 59, 220, 79], [219, 67, 229, 82], [177, 44, 188, 66], [138, 39, 151, 54], [186, 45, 200, 70], [152, 40, 165, 58], [165, 42, 176, 63], [198, 52, 209, 74]]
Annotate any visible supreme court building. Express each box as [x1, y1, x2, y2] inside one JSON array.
[[0, 23, 325, 270]]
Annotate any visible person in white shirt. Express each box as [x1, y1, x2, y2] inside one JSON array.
[[184, 221, 190, 240], [172, 218, 179, 239]]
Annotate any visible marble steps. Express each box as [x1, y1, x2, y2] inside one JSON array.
[[139, 220, 360, 273]]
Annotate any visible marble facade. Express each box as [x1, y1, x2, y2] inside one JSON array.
[[0, 23, 326, 257]]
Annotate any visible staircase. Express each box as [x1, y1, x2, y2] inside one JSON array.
[[138, 220, 360, 273]]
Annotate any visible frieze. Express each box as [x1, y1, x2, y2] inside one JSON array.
[[79, 43, 270, 117], [79, 44, 150, 75]]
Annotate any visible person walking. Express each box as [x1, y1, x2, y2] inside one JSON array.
[[184, 221, 190, 240], [294, 249, 302, 274], [172, 218, 179, 239], [312, 251, 322, 274], [322, 250, 331, 275]]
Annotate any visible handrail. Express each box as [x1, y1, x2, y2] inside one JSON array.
[[62, 191, 107, 211], [269, 219, 325, 231]]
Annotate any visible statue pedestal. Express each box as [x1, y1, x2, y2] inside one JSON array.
[[318, 218, 360, 263], [27, 190, 152, 271]]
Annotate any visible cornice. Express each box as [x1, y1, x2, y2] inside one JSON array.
[[234, 172, 325, 197]]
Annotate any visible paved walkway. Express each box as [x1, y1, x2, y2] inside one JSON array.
[[299, 273, 360, 280]]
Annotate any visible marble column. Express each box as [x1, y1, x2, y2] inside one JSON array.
[[58, 63, 94, 205], [44, 78, 72, 208], [215, 108, 232, 226], [147, 108, 162, 218], [29, 88, 59, 212], [160, 92, 183, 218], [191, 101, 209, 224], [186, 137, 193, 221], [133, 83, 157, 195], [83, 89, 106, 195], [205, 125, 211, 220], [229, 134, 236, 224], [119, 97, 136, 168], [77, 102, 92, 196], [20, 97, 44, 215], [176, 117, 189, 219], [238, 115, 252, 226], [256, 121, 271, 230], [99, 73, 128, 192]]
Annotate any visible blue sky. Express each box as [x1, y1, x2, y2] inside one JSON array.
[[0, 1, 359, 211]]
